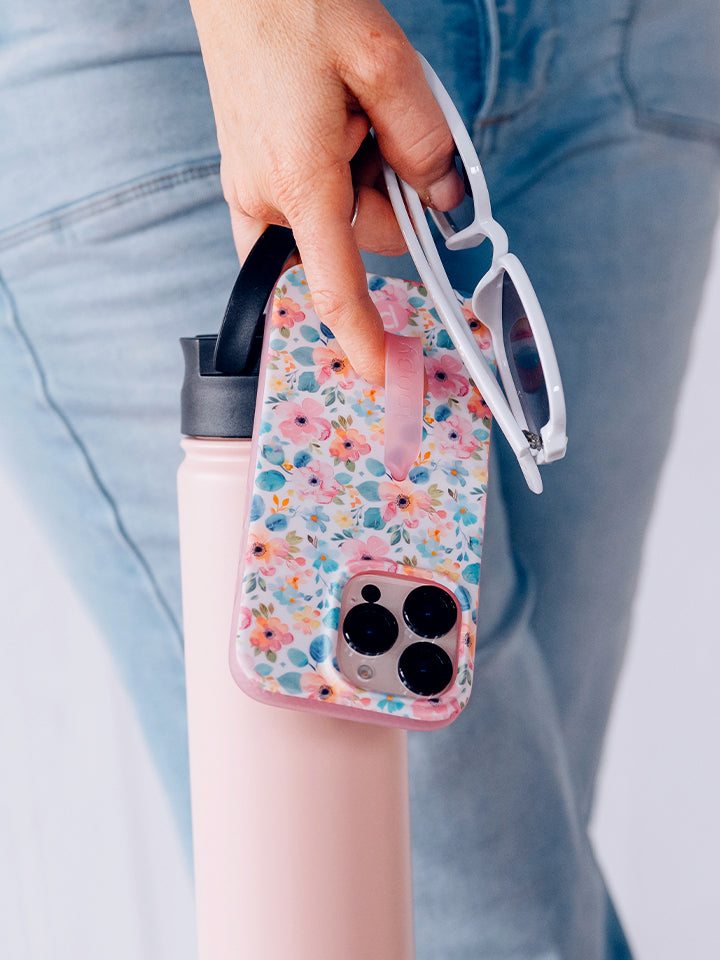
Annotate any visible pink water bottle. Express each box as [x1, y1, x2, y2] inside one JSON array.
[[177, 228, 415, 960]]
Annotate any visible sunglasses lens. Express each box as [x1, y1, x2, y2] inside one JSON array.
[[501, 272, 549, 435], [443, 153, 476, 233]]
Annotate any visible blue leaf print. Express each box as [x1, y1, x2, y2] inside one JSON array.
[[463, 562, 480, 584], [468, 536, 483, 557], [300, 324, 320, 342], [293, 450, 312, 468], [310, 636, 333, 663], [408, 465, 430, 484], [322, 607, 340, 629], [368, 275, 387, 291], [366, 458, 386, 477], [288, 648, 309, 668], [363, 507, 385, 529], [270, 339, 287, 351], [320, 323, 334, 339], [278, 672, 303, 694], [379, 697, 405, 713], [262, 443, 285, 465], [297, 371, 320, 392], [256, 470, 287, 492], [408, 296, 425, 308], [291, 346, 316, 366], [335, 472, 352, 485], [455, 585, 471, 611], [265, 513, 288, 532], [437, 329, 455, 350], [355, 481, 381, 501], [254, 664, 273, 677], [250, 494, 265, 521], [435, 404, 452, 422]]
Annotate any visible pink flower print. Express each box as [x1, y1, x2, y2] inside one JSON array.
[[249, 615, 294, 652], [411, 696, 459, 722], [295, 460, 342, 504], [376, 288, 411, 333], [462, 305, 492, 349], [238, 606, 252, 630], [246, 532, 290, 574], [329, 427, 371, 462], [313, 345, 355, 388], [436, 414, 479, 459], [300, 672, 338, 702], [426, 354, 469, 399], [292, 605, 322, 636], [378, 481, 433, 528], [271, 296, 305, 329], [340, 536, 392, 563], [277, 397, 331, 443]]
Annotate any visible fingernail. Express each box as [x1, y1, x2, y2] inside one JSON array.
[[427, 167, 465, 211]]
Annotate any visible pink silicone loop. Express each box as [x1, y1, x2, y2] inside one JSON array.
[[384, 333, 425, 481]]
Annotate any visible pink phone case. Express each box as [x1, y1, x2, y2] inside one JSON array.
[[229, 266, 494, 730]]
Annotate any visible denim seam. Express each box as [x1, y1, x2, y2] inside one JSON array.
[[0, 157, 222, 253], [0, 270, 184, 654], [618, 0, 720, 148]]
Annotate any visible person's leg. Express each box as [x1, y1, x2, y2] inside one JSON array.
[[372, 1, 720, 956], [0, 0, 235, 862]]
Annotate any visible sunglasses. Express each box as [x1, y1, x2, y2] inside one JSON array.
[[381, 53, 567, 493]]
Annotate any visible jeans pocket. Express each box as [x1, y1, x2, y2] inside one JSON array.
[[0, 157, 223, 266], [621, 0, 720, 144]]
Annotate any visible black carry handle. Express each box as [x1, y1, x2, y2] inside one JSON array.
[[213, 225, 298, 375]]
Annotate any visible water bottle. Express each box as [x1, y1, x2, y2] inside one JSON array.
[[177, 228, 414, 960]]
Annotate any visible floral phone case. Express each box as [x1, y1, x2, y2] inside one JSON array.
[[229, 266, 494, 729]]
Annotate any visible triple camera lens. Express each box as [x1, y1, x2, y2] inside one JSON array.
[[342, 584, 458, 697]]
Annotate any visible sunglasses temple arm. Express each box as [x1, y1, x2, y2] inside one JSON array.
[[381, 162, 542, 494]]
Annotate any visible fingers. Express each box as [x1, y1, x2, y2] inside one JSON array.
[[342, 34, 465, 211], [290, 173, 387, 385]]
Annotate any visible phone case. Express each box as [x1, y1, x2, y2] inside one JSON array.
[[229, 266, 494, 730]]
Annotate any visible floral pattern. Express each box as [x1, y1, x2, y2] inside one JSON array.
[[233, 268, 494, 728]]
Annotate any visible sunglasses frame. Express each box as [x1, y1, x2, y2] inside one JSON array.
[[381, 53, 567, 492]]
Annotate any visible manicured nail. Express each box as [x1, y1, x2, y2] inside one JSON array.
[[427, 167, 465, 211]]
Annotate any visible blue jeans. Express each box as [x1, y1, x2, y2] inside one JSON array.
[[1, 1, 718, 957]]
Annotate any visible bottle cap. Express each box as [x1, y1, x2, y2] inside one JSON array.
[[180, 335, 258, 438]]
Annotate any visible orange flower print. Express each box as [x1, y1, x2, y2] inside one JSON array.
[[462, 305, 492, 349], [293, 605, 322, 636], [313, 345, 355, 388], [467, 387, 491, 419], [246, 532, 290, 575], [300, 672, 337, 701], [271, 296, 305, 329], [378, 481, 433, 528], [329, 427, 371, 462], [249, 615, 293, 652]]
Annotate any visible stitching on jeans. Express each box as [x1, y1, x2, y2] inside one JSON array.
[[618, 0, 720, 147], [0, 158, 221, 253], [0, 270, 184, 653]]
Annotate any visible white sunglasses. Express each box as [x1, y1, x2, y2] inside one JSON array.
[[381, 53, 567, 494]]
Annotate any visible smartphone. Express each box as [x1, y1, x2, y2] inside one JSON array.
[[229, 266, 493, 730]]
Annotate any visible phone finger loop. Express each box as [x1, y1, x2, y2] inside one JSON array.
[[384, 333, 425, 481]]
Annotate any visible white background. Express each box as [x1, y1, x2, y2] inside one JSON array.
[[1, 220, 718, 959]]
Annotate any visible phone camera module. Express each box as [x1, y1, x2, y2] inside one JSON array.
[[402, 585, 458, 639], [342, 603, 398, 656], [398, 642, 454, 697]]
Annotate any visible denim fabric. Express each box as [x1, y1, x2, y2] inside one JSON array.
[[1, 1, 719, 957]]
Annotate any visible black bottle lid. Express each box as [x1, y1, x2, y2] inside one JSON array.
[[180, 226, 297, 439]]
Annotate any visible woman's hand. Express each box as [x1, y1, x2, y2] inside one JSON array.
[[189, 0, 463, 382]]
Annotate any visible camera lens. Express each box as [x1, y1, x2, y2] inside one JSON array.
[[342, 603, 398, 656], [402, 585, 458, 639], [398, 642, 454, 697]]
